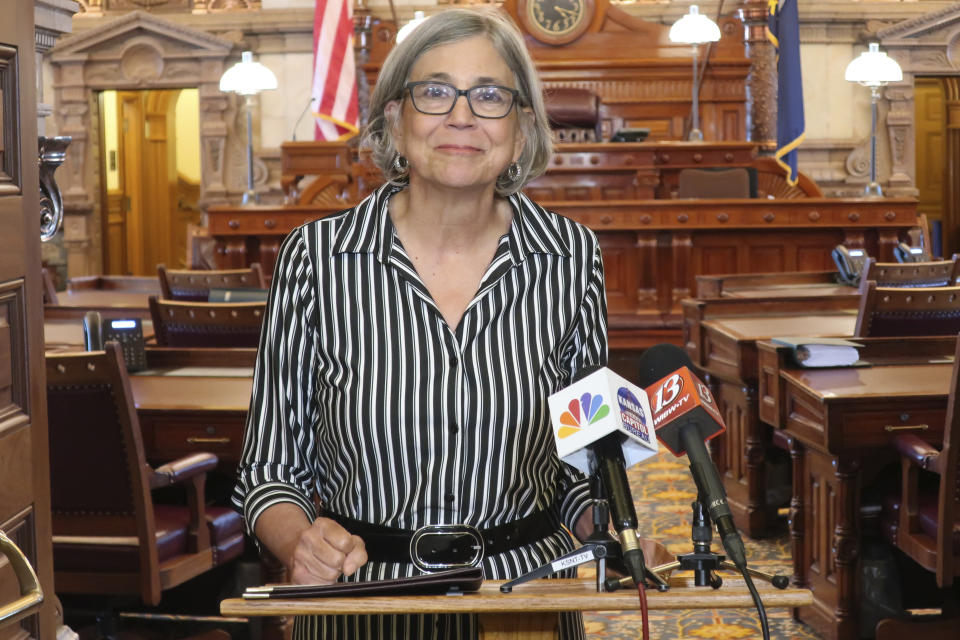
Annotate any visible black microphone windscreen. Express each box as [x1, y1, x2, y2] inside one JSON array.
[[572, 364, 604, 384], [636, 343, 695, 387]]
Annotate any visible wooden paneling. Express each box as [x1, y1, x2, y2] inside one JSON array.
[[0, 2, 52, 637]]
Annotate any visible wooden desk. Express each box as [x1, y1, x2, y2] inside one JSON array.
[[222, 576, 813, 640], [755, 337, 956, 640], [130, 348, 254, 469], [45, 288, 154, 319], [209, 197, 916, 349], [696, 271, 856, 299], [682, 295, 861, 536]]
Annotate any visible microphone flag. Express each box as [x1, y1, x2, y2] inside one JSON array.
[[548, 368, 658, 475], [645, 365, 725, 457]]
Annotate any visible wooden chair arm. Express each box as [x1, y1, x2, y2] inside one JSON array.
[[893, 433, 942, 474], [149, 452, 217, 553], [149, 452, 219, 488]]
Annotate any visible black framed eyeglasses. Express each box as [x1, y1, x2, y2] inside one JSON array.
[[405, 81, 519, 119]]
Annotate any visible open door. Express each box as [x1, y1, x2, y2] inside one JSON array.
[[0, 1, 56, 639]]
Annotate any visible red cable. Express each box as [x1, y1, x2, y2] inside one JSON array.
[[636, 580, 650, 640]]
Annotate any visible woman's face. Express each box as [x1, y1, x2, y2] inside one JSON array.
[[387, 36, 525, 194]]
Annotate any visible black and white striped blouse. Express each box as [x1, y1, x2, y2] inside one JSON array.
[[232, 183, 608, 639]]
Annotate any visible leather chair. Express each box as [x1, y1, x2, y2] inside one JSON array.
[[873, 335, 960, 637], [676, 167, 757, 199], [854, 282, 960, 338], [543, 87, 600, 143], [157, 264, 266, 302], [46, 343, 244, 607], [862, 257, 960, 288], [148, 295, 265, 348]]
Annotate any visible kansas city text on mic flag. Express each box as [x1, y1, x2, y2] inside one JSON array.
[[768, 0, 805, 186], [312, 0, 359, 141], [548, 368, 658, 475]]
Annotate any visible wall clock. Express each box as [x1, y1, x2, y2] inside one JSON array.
[[517, 0, 595, 46]]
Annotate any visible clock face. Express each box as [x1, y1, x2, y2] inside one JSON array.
[[519, 0, 594, 45]]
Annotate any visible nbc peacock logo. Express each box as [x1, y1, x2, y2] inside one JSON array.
[[557, 393, 610, 438]]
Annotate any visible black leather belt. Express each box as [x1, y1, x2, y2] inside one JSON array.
[[323, 508, 561, 572]]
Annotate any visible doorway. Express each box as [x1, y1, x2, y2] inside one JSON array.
[[914, 77, 947, 257], [99, 88, 202, 275]]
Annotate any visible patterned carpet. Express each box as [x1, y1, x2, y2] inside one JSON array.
[[580, 450, 824, 640]]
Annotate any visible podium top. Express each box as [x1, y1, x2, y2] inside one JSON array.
[[221, 577, 812, 617]]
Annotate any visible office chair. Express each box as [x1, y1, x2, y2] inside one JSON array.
[[157, 264, 265, 302], [148, 296, 265, 348], [46, 343, 244, 607], [854, 282, 960, 338]]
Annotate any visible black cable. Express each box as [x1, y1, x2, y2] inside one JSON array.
[[736, 561, 770, 640]]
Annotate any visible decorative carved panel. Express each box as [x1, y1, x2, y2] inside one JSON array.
[[0, 281, 27, 429], [0, 44, 20, 194]]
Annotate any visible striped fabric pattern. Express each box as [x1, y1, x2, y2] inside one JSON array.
[[233, 183, 608, 639], [312, 0, 359, 140]]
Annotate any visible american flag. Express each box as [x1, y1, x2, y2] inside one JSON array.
[[312, 0, 359, 140]]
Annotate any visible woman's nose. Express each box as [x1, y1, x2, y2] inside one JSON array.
[[446, 93, 476, 124]]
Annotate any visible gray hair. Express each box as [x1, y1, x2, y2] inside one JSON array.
[[359, 7, 552, 197]]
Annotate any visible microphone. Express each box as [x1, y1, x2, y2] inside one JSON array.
[[291, 97, 317, 141], [637, 344, 747, 567], [548, 366, 659, 587]]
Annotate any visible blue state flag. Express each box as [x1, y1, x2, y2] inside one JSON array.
[[768, 0, 805, 185]]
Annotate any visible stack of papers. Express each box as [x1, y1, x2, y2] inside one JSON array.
[[772, 337, 863, 368]]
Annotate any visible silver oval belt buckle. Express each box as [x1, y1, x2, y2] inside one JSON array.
[[409, 524, 485, 572]]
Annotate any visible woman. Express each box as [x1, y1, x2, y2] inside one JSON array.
[[234, 8, 614, 639]]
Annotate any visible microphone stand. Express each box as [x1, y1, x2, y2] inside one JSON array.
[[639, 498, 789, 590]]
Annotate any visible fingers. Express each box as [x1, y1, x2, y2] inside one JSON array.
[[289, 518, 368, 585]]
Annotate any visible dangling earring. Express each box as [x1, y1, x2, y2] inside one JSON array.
[[393, 154, 409, 176], [506, 161, 521, 182]]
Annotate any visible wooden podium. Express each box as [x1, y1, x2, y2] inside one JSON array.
[[222, 576, 813, 639]]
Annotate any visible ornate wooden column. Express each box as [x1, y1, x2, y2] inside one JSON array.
[[740, 0, 776, 147], [945, 77, 960, 257]]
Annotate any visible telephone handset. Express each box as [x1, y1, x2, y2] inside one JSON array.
[[832, 245, 867, 287], [82, 311, 148, 372]]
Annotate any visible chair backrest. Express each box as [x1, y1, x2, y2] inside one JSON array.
[[46, 343, 161, 601], [750, 156, 823, 198], [854, 282, 960, 337], [157, 264, 266, 301], [148, 295, 266, 348], [543, 87, 600, 143], [677, 167, 757, 199], [933, 336, 960, 585], [862, 257, 960, 288]]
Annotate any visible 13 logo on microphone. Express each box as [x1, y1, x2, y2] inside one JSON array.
[[557, 393, 610, 438]]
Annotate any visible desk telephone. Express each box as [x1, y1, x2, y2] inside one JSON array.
[[83, 311, 147, 372], [893, 242, 924, 263], [832, 245, 867, 287]]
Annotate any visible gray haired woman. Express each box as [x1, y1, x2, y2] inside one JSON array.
[[234, 7, 649, 639]]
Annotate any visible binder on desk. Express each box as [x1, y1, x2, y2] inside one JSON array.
[[243, 566, 483, 599], [772, 337, 863, 368]]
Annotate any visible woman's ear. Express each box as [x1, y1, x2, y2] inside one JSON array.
[[513, 108, 531, 163], [385, 100, 403, 150]]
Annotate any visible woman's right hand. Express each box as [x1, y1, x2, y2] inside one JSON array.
[[289, 517, 368, 585]]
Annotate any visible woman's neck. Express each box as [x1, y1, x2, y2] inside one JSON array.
[[390, 181, 512, 249]]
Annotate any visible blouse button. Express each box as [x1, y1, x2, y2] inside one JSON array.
[[444, 493, 455, 503]]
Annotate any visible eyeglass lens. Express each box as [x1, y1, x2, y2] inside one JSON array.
[[409, 83, 515, 118]]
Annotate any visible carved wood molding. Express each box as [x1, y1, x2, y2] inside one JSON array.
[[48, 10, 236, 274]]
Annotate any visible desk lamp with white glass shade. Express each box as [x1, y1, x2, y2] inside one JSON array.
[[844, 43, 903, 196], [219, 51, 278, 204], [668, 5, 721, 141]]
